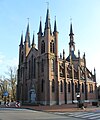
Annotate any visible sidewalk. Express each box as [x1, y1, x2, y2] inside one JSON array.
[[1, 102, 100, 112], [21, 104, 100, 112]]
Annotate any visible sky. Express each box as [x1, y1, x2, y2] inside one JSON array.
[[0, 0, 100, 85]]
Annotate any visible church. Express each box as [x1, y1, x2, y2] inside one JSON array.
[[17, 8, 97, 105]]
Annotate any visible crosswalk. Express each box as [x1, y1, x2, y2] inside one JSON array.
[[53, 112, 100, 120]]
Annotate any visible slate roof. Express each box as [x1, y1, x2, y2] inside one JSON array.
[[66, 51, 77, 61]]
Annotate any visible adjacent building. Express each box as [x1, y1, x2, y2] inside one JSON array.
[[17, 8, 97, 105]]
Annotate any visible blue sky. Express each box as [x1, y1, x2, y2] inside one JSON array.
[[0, 0, 100, 85]]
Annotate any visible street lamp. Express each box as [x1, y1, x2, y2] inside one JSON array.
[[76, 92, 80, 107]]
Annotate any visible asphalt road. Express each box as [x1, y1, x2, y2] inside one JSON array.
[[0, 108, 80, 120]]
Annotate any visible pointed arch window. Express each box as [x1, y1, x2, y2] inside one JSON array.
[[82, 83, 84, 93], [50, 40, 54, 53], [60, 80, 63, 92], [68, 82, 70, 93], [33, 58, 36, 78], [51, 59, 54, 72], [89, 84, 93, 93], [52, 79, 55, 92], [41, 59, 44, 72], [29, 60, 31, 79], [75, 83, 77, 93], [53, 42, 54, 53], [21, 52, 24, 63], [41, 40, 45, 54], [50, 42, 52, 52], [41, 79, 44, 92], [31, 55, 33, 78]]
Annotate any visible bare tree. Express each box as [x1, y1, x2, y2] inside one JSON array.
[[5, 66, 17, 101], [0, 77, 9, 102]]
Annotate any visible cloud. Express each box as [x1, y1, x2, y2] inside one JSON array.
[[0, 52, 18, 77], [0, 52, 5, 64], [6, 57, 18, 68]]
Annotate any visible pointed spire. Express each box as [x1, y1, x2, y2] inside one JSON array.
[[78, 50, 80, 58], [69, 21, 75, 54], [45, 7, 51, 29], [25, 19, 30, 47], [94, 67, 96, 82], [54, 16, 57, 32], [32, 32, 35, 45], [60, 53, 62, 59], [83, 52, 85, 59], [69, 22, 74, 36], [94, 67, 96, 74], [27, 20, 29, 34], [32, 32, 36, 48], [38, 17, 42, 36], [20, 32, 23, 46], [63, 49, 65, 60]]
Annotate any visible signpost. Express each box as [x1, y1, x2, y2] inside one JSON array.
[[3, 91, 9, 104]]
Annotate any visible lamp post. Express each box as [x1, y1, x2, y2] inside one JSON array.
[[76, 92, 80, 108]]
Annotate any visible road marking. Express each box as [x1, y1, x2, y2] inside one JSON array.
[[89, 115, 100, 119], [54, 111, 100, 120], [69, 113, 93, 117], [81, 113, 100, 118]]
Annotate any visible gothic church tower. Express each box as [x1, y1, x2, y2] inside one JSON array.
[[37, 8, 59, 105]]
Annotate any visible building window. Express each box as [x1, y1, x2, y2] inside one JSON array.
[[41, 79, 44, 92], [68, 82, 70, 93], [52, 79, 55, 92], [50, 40, 54, 53], [31, 55, 33, 78], [41, 59, 44, 72], [53, 43, 54, 53], [75, 83, 77, 93], [60, 80, 63, 92], [50, 42, 52, 52], [51, 59, 54, 72], [89, 84, 93, 93], [33, 58, 36, 78], [41, 40, 45, 54], [29, 60, 31, 79], [82, 83, 84, 93], [21, 52, 24, 63]]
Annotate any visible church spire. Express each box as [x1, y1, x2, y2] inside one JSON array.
[[94, 67, 96, 82], [38, 17, 42, 36], [44, 6, 52, 33], [69, 22, 75, 54], [25, 20, 30, 47], [63, 49, 65, 60], [45, 7, 50, 29], [20, 32, 23, 46], [32, 32, 36, 48], [44, 6, 52, 35], [69, 22, 74, 36], [54, 16, 57, 32]]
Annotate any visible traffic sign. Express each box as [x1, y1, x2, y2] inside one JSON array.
[[6, 102, 10, 107], [3, 91, 8, 96], [15, 102, 20, 107]]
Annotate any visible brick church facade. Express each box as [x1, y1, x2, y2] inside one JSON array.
[[17, 8, 97, 105]]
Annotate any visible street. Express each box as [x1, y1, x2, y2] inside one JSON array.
[[0, 107, 100, 120], [0, 108, 80, 120], [52, 110, 100, 120]]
